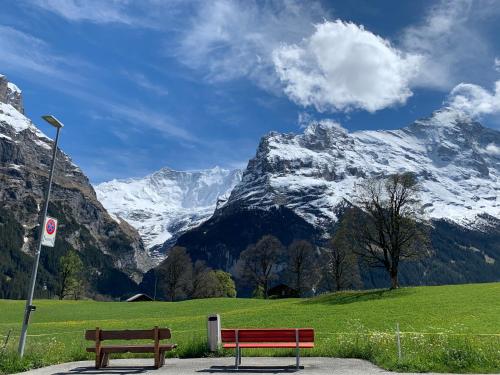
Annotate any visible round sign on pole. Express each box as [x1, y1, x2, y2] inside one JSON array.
[[46, 219, 56, 235], [41, 217, 58, 247]]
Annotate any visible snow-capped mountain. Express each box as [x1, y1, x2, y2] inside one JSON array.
[[171, 107, 500, 287], [223, 108, 500, 229], [0, 75, 149, 299], [95, 167, 242, 260]]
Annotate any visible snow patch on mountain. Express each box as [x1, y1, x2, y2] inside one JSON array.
[[222, 108, 500, 231], [0, 102, 47, 138], [95, 167, 242, 260]]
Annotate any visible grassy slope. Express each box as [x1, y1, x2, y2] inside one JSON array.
[[0, 282, 499, 373]]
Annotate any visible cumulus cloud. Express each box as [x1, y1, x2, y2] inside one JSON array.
[[272, 20, 421, 113], [176, 0, 325, 91], [447, 80, 500, 117]]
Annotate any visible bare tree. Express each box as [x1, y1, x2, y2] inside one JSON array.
[[235, 235, 284, 298], [158, 246, 193, 301], [321, 222, 361, 291], [354, 173, 430, 289], [286, 240, 318, 296]]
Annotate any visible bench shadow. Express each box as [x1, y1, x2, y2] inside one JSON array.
[[51, 366, 154, 375], [302, 288, 415, 306], [198, 365, 303, 373]]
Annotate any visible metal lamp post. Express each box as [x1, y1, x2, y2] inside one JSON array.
[[18, 115, 64, 357]]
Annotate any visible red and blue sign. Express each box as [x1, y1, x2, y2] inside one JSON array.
[[42, 217, 58, 247], [46, 219, 56, 235]]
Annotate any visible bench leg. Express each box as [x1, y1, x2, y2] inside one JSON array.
[[235, 347, 241, 369], [296, 348, 300, 370], [95, 351, 100, 369], [154, 352, 160, 369], [101, 353, 109, 368]]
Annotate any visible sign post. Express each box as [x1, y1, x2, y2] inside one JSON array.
[[18, 116, 63, 357]]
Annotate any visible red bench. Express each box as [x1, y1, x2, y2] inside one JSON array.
[[85, 327, 177, 369], [221, 328, 315, 370]]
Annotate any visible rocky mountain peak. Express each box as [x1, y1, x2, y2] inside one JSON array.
[[95, 166, 242, 261], [1, 76, 150, 297], [0, 74, 24, 114], [221, 107, 500, 231]]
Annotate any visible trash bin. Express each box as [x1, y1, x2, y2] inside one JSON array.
[[207, 314, 221, 351]]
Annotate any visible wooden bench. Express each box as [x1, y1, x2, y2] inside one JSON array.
[[221, 328, 315, 370], [85, 327, 177, 369]]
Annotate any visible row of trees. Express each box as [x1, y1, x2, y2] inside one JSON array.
[[234, 234, 359, 298], [157, 247, 236, 301], [235, 172, 430, 295], [54, 172, 429, 300]]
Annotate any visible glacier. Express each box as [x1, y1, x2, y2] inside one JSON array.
[[95, 167, 242, 261]]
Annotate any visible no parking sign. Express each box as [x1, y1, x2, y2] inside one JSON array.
[[41, 217, 58, 247]]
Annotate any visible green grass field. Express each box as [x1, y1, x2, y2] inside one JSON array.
[[1, 283, 500, 374]]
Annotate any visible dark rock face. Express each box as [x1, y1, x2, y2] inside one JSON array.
[[140, 205, 322, 297], [0, 76, 149, 299], [177, 205, 321, 271]]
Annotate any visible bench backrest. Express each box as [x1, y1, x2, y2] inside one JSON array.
[[85, 328, 171, 341], [221, 328, 314, 343]]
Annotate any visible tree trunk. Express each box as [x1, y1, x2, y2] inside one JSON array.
[[335, 274, 341, 291], [390, 269, 399, 289]]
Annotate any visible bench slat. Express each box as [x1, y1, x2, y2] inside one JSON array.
[[86, 344, 177, 353], [221, 329, 314, 343], [85, 328, 171, 341], [223, 342, 314, 349]]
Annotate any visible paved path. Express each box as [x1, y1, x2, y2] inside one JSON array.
[[15, 357, 497, 375]]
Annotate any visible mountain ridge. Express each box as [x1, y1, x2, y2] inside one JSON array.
[[0, 75, 148, 299], [165, 106, 500, 291], [219, 108, 499, 231], [95, 165, 242, 263]]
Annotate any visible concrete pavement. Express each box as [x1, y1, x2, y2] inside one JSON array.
[[15, 357, 497, 375]]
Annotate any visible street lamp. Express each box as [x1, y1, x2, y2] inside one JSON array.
[[18, 115, 64, 357]]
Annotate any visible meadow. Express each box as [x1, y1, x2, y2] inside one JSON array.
[[1, 282, 499, 374]]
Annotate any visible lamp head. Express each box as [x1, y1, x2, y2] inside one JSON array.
[[41, 115, 64, 129]]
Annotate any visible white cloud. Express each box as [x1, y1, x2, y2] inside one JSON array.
[[122, 70, 168, 96], [106, 103, 196, 142], [0, 25, 85, 84], [485, 143, 500, 155], [272, 20, 421, 113], [30, 0, 188, 29], [31, 0, 145, 25], [447, 80, 500, 117], [402, 0, 495, 90], [176, 0, 326, 91]]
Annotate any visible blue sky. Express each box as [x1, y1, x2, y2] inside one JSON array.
[[1, 0, 499, 183]]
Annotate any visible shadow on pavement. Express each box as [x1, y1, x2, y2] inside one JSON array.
[[52, 366, 153, 375], [198, 365, 303, 373]]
